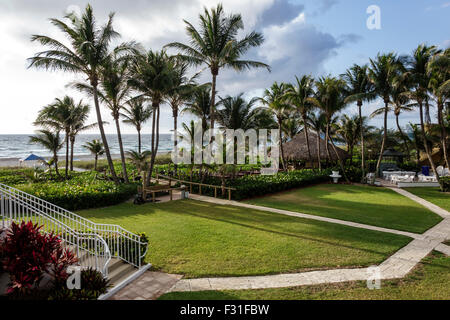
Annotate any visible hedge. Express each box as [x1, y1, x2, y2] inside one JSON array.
[[439, 177, 450, 192]]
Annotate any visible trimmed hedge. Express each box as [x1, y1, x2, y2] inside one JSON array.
[[228, 170, 330, 200], [15, 172, 138, 211]]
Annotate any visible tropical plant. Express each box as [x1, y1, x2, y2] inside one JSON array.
[[285, 75, 315, 161], [216, 93, 260, 130], [334, 114, 361, 164], [182, 84, 213, 132], [29, 130, 63, 176], [28, 4, 133, 183], [128, 49, 176, 185], [282, 117, 302, 142], [126, 150, 151, 172], [368, 52, 405, 177], [165, 3, 270, 131], [259, 82, 291, 170], [307, 111, 327, 170], [68, 102, 97, 171], [34, 96, 78, 178], [121, 97, 152, 154], [310, 76, 348, 180], [83, 139, 105, 171], [342, 64, 373, 180], [404, 44, 441, 179]]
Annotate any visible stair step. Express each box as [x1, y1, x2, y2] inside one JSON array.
[[108, 261, 136, 286]]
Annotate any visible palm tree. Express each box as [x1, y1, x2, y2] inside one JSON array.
[[83, 140, 105, 171], [165, 3, 270, 131], [121, 97, 152, 154], [408, 123, 425, 167], [368, 53, 405, 177], [405, 44, 441, 179], [29, 130, 63, 176], [216, 94, 260, 130], [126, 150, 151, 173], [128, 50, 176, 185], [34, 96, 77, 179], [259, 82, 291, 170], [310, 76, 348, 180], [307, 111, 327, 170], [28, 4, 130, 184], [428, 48, 450, 169], [182, 85, 213, 133], [342, 64, 373, 180], [285, 75, 315, 162], [282, 118, 302, 142], [168, 61, 198, 173], [334, 114, 361, 164], [68, 101, 97, 171]]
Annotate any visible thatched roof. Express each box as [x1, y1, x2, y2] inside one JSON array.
[[283, 131, 350, 162]]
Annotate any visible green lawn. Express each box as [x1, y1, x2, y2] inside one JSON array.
[[244, 184, 442, 233], [159, 252, 450, 300], [76, 199, 410, 278], [403, 187, 450, 212]]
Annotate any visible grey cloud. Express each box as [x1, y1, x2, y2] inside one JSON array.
[[258, 0, 304, 27]]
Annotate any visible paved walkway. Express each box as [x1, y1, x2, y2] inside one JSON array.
[[111, 186, 450, 298]]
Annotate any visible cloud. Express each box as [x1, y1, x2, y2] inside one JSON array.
[[258, 0, 304, 27]]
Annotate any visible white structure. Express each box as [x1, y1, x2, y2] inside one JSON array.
[[330, 171, 341, 184]]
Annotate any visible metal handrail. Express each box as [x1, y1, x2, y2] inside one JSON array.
[[0, 183, 148, 269]]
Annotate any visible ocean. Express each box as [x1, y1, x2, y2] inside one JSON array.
[[0, 134, 173, 159]]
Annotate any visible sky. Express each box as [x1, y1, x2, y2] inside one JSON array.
[[0, 0, 449, 135]]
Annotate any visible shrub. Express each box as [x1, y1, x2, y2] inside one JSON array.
[[15, 172, 138, 211], [439, 177, 450, 192], [1, 221, 77, 295]]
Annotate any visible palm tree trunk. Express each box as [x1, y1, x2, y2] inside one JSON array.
[[65, 129, 69, 179], [302, 113, 311, 163], [70, 135, 75, 171], [54, 152, 60, 177], [115, 117, 129, 183], [419, 101, 440, 181], [147, 104, 160, 186], [396, 113, 410, 160], [92, 85, 119, 184], [210, 72, 217, 131], [173, 107, 178, 175], [358, 102, 365, 182], [317, 130, 321, 171], [137, 128, 142, 154], [94, 154, 98, 171], [437, 100, 450, 169], [327, 133, 349, 182], [279, 119, 286, 170], [425, 99, 431, 125], [375, 101, 388, 178], [325, 123, 332, 161]]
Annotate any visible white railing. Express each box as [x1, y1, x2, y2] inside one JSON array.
[[0, 183, 149, 275]]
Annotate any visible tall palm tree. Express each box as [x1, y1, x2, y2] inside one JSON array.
[[121, 97, 152, 154], [405, 44, 441, 178], [182, 84, 213, 133], [334, 114, 363, 164], [259, 82, 291, 170], [83, 139, 105, 171], [29, 130, 63, 176], [408, 123, 425, 167], [28, 4, 130, 184], [307, 111, 327, 170], [368, 53, 405, 177], [391, 76, 413, 158], [168, 61, 198, 173], [216, 94, 260, 130], [68, 102, 98, 171], [34, 96, 77, 179], [428, 48, 450, 169], [165, 3, 270, 131], [285, 75, 315, 162], [310, 76, 348, 180], [342, 64, 373, 180], [128, 49, 176, 185]]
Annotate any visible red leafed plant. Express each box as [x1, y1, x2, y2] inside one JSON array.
[[1, 221, 77, 295]]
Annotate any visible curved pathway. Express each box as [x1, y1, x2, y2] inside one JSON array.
[[109, 187, 450, 298], [168, 189, 450, 293]]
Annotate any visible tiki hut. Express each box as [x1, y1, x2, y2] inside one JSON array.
[[282, 131, 350, 167]]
